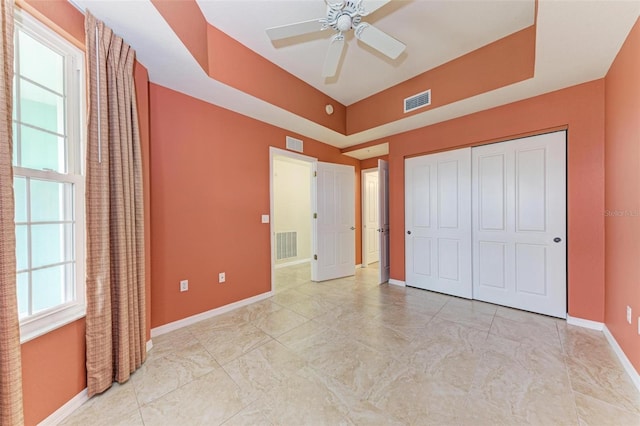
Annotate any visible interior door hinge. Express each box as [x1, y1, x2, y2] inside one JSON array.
[[314, 254, 318, 260], [314, 171, 317, 177], [313, 213, 317, 219]]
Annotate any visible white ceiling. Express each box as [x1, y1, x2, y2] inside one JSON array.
[[71, 0, 640, 152]]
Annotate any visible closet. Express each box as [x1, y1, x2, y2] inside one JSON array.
[[405, 131, 567, 318]]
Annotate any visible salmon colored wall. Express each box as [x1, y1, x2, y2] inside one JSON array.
[[149, 84, 360, 328], [134, 62, 152, 342], [16, 4, 153, 424], [206, 25, 347, 134], [347, 26, 536, 134], [360, 155, 389, 170], [21, 320, 86, 426], [385, 79, 606, 322], [20, 0, 85, 48], [150, 0, 209, 73], [604, 18, 640, 374], [150, 0, 346, 134]]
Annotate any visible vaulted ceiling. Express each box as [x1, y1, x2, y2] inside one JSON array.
[[70, 0, 639, 158]]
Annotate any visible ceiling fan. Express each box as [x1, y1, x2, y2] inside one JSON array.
[[265, 0, 406, 78]]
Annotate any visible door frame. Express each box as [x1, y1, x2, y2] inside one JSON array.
[[269, 147, 317, 293], [361, 167, 379, 267]]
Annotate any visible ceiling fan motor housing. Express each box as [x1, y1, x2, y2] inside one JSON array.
[[327, 0, 363, 33]]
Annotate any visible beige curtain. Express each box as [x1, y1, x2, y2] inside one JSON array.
[[0, 0, 23, 424], [85, 11, 146, 397]]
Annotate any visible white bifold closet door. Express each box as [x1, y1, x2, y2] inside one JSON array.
[[405, 148, 472, 298], [405, 131, 567, 318], [472, 131, 566, 318]]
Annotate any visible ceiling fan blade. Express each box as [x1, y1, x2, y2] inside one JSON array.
[[266, 19, 324, 41], [361, 0, 391, 15], [322, 36, 345, 78], [354, 23, 405, 59]]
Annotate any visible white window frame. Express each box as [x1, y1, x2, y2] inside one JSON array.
[[14, 9, 86, 343]]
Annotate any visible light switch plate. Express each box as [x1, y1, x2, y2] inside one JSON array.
[[261, 214, 270, 223]]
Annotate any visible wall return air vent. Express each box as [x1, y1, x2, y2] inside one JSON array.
[[286, 136, 304, 153], [404, 89, 431, 113]]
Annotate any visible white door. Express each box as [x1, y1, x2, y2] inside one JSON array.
[[312, 162, 356, 281], [405, 148, 472, 298], [364, 171, 380, 265], [378, 159, 390, 284], [472, 131, 566, 318]]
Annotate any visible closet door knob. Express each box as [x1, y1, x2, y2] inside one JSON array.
[[553, 237, 562, 243], [407, 230, 412, 235]]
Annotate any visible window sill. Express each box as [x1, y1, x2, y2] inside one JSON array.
[[20, 303, 86, 344]]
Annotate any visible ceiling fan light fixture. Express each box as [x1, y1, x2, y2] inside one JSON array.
[[336, 14, 352, 32]]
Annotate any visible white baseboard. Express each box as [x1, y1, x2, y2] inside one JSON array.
[[146, 339, 153, 353], [566, 316, 640, 393], [603, 325, 640, 393], [151, 290, 273, 338], [274, 258, 311, 269], [566, 315, 604, 331], [388, 279, 406, 287], [38, 388, 89, 426]]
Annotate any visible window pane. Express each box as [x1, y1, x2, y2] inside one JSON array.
[[31, 224, 72, 268], [12, 121, 18, 166], [19, 125, 65, 172], [19, 78, 64, 135], [32, 265, 65, 313], [14, 176, 27, 222], [17, 272, 29, 318], [15, 225, 28, 271], [12, 76, 16, 120], [18, 30, 64, 94], [31, 179, 71, 222]]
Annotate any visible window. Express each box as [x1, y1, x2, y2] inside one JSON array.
[[13, 10, 86, 343]]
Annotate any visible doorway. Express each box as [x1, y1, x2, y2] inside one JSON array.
[[361, 159, 390, 284], [269, 148, 357, 291], [362, 168, 380, 267], [270, 149, 315, 292]]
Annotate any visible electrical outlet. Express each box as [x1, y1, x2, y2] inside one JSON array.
[[627, 306, 632, 324], [218, 272, 226, 283], [180, 280, 188, 292]]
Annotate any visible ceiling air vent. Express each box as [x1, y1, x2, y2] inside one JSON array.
[[404, 89, 431, 113], [286, 136, 303, 153]]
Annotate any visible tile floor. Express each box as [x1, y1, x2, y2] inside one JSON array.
[[61, 263, 640, 425]]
